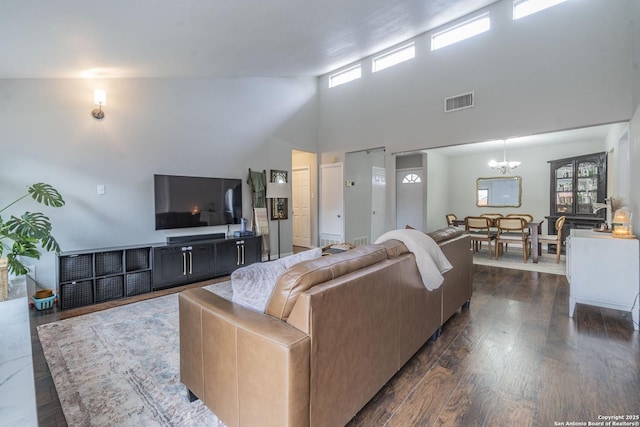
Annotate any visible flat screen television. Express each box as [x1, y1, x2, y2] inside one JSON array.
[[154, 174, 242, 230]]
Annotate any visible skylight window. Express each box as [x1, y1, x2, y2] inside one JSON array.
[[328, 65, 362, 88], [431, 13, 491, 51], [513, 0, 567, 19], [372, 43, 415, 73]]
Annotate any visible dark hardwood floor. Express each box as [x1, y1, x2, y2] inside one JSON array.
[[30, 266, 639, 427]]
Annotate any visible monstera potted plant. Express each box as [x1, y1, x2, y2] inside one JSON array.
[[0, 183, 65, 278]]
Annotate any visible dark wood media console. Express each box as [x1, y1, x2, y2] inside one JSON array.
[[152, 236, 261, 290], [57, 235, 261, 310]]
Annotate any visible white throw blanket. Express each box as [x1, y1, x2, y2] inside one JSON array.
[[374, 229, 452, 291]]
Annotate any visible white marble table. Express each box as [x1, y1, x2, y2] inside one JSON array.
[[0, 276, 38, 426]]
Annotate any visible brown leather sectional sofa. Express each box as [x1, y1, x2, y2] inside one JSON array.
[[179, 230, 472, 426]]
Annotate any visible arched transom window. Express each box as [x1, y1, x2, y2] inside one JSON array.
[[402, 173, 422, 184]]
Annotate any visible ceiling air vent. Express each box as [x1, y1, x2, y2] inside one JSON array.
[[444, 92, 474, 112]]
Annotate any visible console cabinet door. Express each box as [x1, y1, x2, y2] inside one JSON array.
[[214, 240, 243, 276], [214, 237, 261, 276], [187, 244, 212, 281], [153, 246, 187, 289], [152, 245, 212, 289], [242, 237, 262, 265]]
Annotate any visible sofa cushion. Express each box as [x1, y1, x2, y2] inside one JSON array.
[[427, 227, 465, 243], [376, 239, 409, 258], [265, 245, 388, 321], [231, 248, 322, 312]]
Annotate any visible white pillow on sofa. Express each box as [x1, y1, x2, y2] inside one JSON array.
[[231, 248, 322, 312], [231, 261, 287, 312]]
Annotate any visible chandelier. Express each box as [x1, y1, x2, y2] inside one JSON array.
[[488, 140, 521, 174]]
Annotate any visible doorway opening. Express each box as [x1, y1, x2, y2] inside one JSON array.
[[344, 148, 386, 245]]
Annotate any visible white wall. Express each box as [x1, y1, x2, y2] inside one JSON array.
[[1, 77, 317, 289], [633, 0, 640, 112], [629, 108, 640, 239], [318, 1, 632, 156], [317, 0, 635, 233], [630, 1, 640, 240], [424, 151, 451, 232]]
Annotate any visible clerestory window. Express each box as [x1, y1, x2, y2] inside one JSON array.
[[431, 13, 491, 51], [513, 0, 567, 20], [372, 43, 415, 73], [328, 65, 362, 88]]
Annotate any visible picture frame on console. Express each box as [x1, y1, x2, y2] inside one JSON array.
[[270, 169, 288, 220]]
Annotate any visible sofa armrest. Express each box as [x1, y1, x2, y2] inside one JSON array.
[[438, 234, 473, 323], [179, 288, 310, 427]]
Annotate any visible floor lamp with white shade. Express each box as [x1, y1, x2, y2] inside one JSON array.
[[266, 181, 291, 259]]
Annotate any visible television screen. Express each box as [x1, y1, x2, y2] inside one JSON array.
[[154, 174, 242, 230]]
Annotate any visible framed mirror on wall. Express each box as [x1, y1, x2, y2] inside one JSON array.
[[270, 169, 288, 219], [477, 176, 522, 207]]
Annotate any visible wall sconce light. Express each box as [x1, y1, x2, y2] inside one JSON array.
[[92, 89, 106, 119]]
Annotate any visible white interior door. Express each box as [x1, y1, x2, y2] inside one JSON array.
[[320, 163, 344, 242], [371, 166, 386, 242], [396, 168, 424, 230], [292, 167, 311, 247]]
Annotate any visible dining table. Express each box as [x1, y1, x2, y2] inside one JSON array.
[[527, 220, 544, 263], [453, 217, 546, 263]]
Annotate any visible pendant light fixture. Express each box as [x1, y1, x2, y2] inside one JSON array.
[[488, 140, 520, 174]]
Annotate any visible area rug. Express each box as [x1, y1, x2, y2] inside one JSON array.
[[37, 282, 233, 427], [471, 244, 566, 275]]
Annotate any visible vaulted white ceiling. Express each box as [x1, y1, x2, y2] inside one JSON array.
[[1, 0, 498, 79]]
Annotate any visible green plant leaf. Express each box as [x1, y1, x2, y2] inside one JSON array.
[[1, 182, 64, 275], [40, 234, 61, 253], [5, 212, 52, 239], [11, 237, 40, 258], [28, 183, 65, 208], [7, 254, 29, 276]]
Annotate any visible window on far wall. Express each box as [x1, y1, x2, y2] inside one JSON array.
[[402, 173, 422, 184], [328, 64, 362, 88], [478, 189, 488, 206], [431, 13, 491, 51], [372, 43, 416, 73], [513, 0, 567, 20]]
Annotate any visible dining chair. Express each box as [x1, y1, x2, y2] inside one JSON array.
[[506, 213, 533, 223], [495, 217, 530, 262], [505, 214, 534, 241], [445, 213, 458, 227], [536, 216, 566, 263], [480, 213, 503, 231], [480, 213, 503, 223], [465, 216, 497, 258]]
